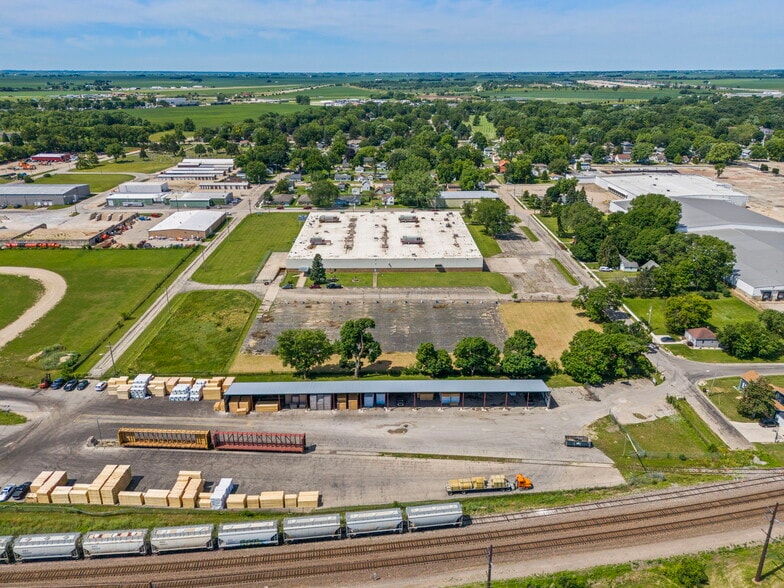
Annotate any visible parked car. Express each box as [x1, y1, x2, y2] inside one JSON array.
[[0, 484, 15, 502], [326, 282, 343, 289], [11, 482, 31, 501], [309, 284, 321, 289], [63, 379, 79, 391], [281, 283, 294, 289], [276, 205, 285, 210], [599, 266, 613, 272], [76, 379, 90, 390], [759, 417, 777, 428], [50, 378, 66, 390], [95, 381, 108, 392]]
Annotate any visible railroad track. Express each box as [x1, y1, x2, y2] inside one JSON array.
[[4, 480, 783, 587]]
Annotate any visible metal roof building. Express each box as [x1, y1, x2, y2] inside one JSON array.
[[437, 190, 499, 208], [0, 184, 90, 207], [148, 210, 226, 240], [674, 197, 784, 300], [224, 379, 551, 411]]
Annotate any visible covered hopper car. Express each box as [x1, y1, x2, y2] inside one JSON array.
[[82, 529, 148, 558]]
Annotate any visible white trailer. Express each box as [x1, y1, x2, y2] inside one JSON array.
[[405, 503, 463, 531], [82, 529, 148, 558], [150, 525, 214, 554], [282, 514, 342, 543], [217, 521, 279, 548], [345, 508, 404, 538], [0, 536, 12, 564], [12, 533, 81, 562]]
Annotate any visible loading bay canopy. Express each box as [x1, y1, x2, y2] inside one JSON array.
[[224, 379, 551, 411]]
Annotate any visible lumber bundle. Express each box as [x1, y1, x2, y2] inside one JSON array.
[[285, 493, 298, 508], [118, 491, 145, 506], [260, 491, 285, 509], [143, 489, 170, 508], [69, 484, 91, 505], [297, 491, 320, 509], [100, 465, 132, 505], [226, 494, 247, 510], [49, 486, 72, 504], [31, 471, 54, 494], [36, 471, 67, 504]]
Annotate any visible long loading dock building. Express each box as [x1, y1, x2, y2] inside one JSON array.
[[223, 380, 551, 412]]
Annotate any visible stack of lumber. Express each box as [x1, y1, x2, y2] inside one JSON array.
[[148, 376, 168, 398], [203, 376, 224, 401], [88, 465, 117, 504], [181, 477, 205, 509], [222, 377, 235, 393], [255, 400, 279, 413], [246, 494, 260, 509], [260, 491, 285, 509], [30, 471, 53, 494], [348, 394, 360, 410], [100, 465, 132, 505], [337, 394, 348, 410], [106, 377, 130, 397], [118, 491, 145, 506], [178, 376, 195, 387], [213, 401, 223, 412], [297, 491, 320, 508], [69, 484, 90, 505], [35, 471, 68, 504], [228, 396, 252, 415], [198, 492, 212, 509], [226, 494, 247, 510], [143, 489, 170, 507], [116, 384, 132, 400], [285, 493, 298, 508], [50, 486, 72, 504]]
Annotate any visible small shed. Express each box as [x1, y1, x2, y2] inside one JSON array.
[[619, 255, 639, 272], [684, 327, 719, 349]]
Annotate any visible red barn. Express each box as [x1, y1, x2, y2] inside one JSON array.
[[30, 153, 71, 163]]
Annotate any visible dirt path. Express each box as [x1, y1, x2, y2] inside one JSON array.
[[0, 267, 67, 350]]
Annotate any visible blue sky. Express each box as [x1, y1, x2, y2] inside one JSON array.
[[2, 0, 783, 72]]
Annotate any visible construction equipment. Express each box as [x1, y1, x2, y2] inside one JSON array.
[[39, 374, 52, 390], [445, 474, 532, 495]]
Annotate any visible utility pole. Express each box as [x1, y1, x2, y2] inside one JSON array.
[[486, 545, 493, 588], [755, 502, 780, 583]]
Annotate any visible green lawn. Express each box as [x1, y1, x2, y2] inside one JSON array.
[[624, 295, 760, 336], [118, 290, 258, 376], [307, 271, 374, 288], [484, 86, 694, 103], [192, 213, 304, 284], [134, 102, 309, 127], [376, 271, 512, 294], [467, 224, 501, 257], [32, 173, 133, 193], [92, 154, 180, 174], [549, 258, 579, 286], [0, 249, 194, 385], [668, 343, 784, 364], [469, 115, 497, 140], [519, 225, 538, 242], [0, 411, 27, 425], [706, 377, 754, 422], [0, 274, 43, 330]]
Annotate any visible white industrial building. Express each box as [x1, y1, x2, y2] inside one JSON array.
[[118, 181, 169, 194], [286, 210, 483, 271], [159, 158, 234, 181], [673, 197, 784, 300], [437, 190, 499, 208], [148, 210, 226, 240], [0, 184, 90, 207]]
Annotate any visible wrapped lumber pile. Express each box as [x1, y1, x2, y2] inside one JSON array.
[[202, 376, 224, 401], [106, 377, 130, 397], [143, 489, 170, 508], [36, 471, 68, 504], [118, 491, 145, 506], [226, 494, 247, 510], [148, 376, 168, 398], [30, 471, 53, 494], [181, 477, 205, 509], [100, 465, 132, 505], [260, 491, 285, 509], [285, 493, 298, 508], [297, 491, 320, 509], [116, 384, 132, 400], [221, 376, 235, 393], [198, 492, 212, 509], [50, 486, 72, 504], [69, 484, 91, 505], [246, 494, 260, 509], [255, 400, 279, 413], [88, 465, 117, 504], [178, 376, 195, 387]]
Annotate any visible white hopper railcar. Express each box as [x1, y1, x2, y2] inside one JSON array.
[[149, 525, 214, 554], [82, 529, 148, 558], [405, 502, 463, 531], [217, 521, 279, 548], [12, 533, 81, 562], [0, 536, 13, 564], [282, 514, 341, 543], [345, 508, 404, 538]]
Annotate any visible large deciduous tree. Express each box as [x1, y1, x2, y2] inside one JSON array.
[[560, 330, 648, 385], [719, 322, 782, 360], [274, 329, 333, 378], [663, 293, 712, 334], [243, 160, 268, 184], [473, 199, 518, 237], [337, 318, 382, 378], [453, 337, 500, 376], [394, 170, 439, 208], [571, 284, 623, 323], [415, 343, 453, 378], [311, 180, 339, 208], [738, 378, 776, 419], [500, 330, 548, 379]]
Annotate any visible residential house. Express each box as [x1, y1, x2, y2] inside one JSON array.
[[614, 153, 632, 164], [376, 161, 388, 172], [619, 255, 638, 272], [360, 179, 372, 192], [684, 327, 719, 349], [354, 166, 365, 174], [483, 147, 495, 158], [289, 172, 303, 182], [381, 195, 395, 206], [621, 141, 634, 154], [739, 370, 784, 423], [334, 173, 351, 182], [640, 260, 660, 272]]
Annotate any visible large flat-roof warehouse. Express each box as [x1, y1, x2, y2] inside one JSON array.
[[0, 184, 90, 207], [148, 210, 226, 240], [599, 172, 749, 207], [286, 210, 483, 271]]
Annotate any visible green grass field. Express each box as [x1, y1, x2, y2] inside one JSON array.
[[484, 86, 695, 102], [118, 290, 258, 376], [469, 115, 497, 140], [0, 249, 194, 385], [305, 271, 374, 288], [32, 173, 134, 193], [624, 295, 760, 336], [705, 377, 755, 422], [0, 274, 43, 331], [92, 154, 180, 174], [376, 271, 512, 294], [549, 258, 579, 286], [519, 225, 538, 242], [667, 343, 784, 364], [467, 225, 501, 257], [0, 411, 27, 425], [192, 213, 303, 284], [134, 102, 309, 127], [710, 77, 784, 90]]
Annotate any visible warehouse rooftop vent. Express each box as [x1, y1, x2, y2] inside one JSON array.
[[401, 236, 424, 245], [399, 214, 418, 223], [319, 215, 341, 223], [309, 237, 330, 246]]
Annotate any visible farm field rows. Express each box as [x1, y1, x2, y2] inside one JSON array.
[[0, 248, 194, 385], [132, 102, 309, 126]]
